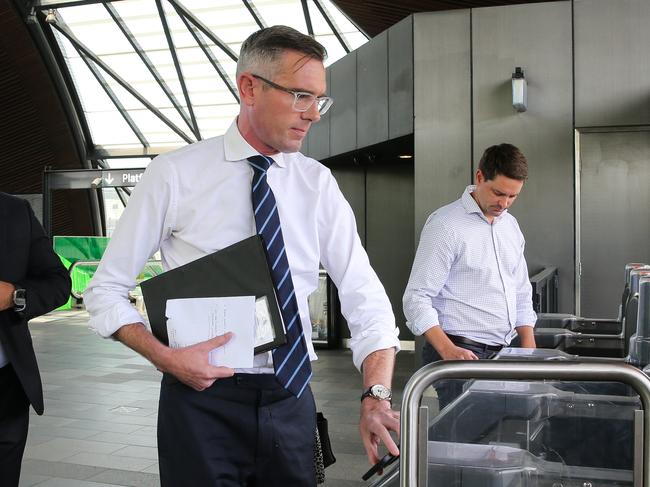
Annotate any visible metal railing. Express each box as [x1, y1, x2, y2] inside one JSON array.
[[400, 360, 650, 487], [530, 266, 559, 313], [69, 259, 163, 299]]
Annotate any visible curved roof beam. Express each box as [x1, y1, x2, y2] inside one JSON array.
[[242, 0, 266, 30], [312, 0, 351, 53], [155, 0, 201, 139], [48, 14, 195, 144], [173, 8, 240, 104], [103, 1, 195, 137], [167, 0, 238, 62], [301, 0, 314, 36], [79, 50, 149, 147]]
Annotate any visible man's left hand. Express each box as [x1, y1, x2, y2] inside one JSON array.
[[359, 398, 400, 465], [0, 281, 15, 311]]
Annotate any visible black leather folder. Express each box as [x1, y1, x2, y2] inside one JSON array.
[[140, 235, 286, 355]]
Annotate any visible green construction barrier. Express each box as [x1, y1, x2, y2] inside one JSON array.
[[53, 236, 162, 310], [54, 236, 110, 310]]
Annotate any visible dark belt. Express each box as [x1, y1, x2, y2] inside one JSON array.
[[446, 334, 503, 352]]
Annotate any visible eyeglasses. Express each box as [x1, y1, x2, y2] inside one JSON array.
[[252, 74, 333, 115]]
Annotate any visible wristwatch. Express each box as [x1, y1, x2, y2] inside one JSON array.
[[361, 384, 392, 403], [13, 287, 26, 313]]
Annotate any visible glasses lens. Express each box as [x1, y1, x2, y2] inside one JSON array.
[[318, 97, 333, 115], [294, 93, 315, 111]]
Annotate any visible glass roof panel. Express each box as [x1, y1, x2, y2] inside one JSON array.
[[254, 0, 308, 33], [127, 107, 189, 146], [105, 157, 153, 169], [53, 30, 143, 146], [193, 103, 240, 139], [322, 0, 366, 44], [47, 0, 368, 154], [57, 4, 134, 56]]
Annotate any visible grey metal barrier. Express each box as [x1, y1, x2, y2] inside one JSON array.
[[529, 266, 558, 313], [400, 360, 650, 487]]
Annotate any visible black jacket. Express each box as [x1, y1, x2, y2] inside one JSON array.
[[0, 192, 71, 415]]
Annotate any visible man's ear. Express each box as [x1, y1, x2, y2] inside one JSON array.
[[475, 169, 484, 185], [238, 73, 256, 106]]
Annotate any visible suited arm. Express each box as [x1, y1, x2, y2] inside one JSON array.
[[8, 202, 71, 320]]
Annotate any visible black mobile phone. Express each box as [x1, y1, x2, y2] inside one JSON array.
[[361, 448, 400, 481]]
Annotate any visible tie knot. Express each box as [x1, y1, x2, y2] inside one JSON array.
[[248, 155, 272, 173]]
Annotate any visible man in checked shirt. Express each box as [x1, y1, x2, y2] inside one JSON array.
[[403, 143, 537, 408]]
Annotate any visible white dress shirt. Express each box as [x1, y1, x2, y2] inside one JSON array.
[[85, 120, 399, 373], [403, 185, 537, 346]]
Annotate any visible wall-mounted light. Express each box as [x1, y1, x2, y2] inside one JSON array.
[[398, 154, 412, 159], [45, 9, 57, 24], [512, 67, 527, 112]]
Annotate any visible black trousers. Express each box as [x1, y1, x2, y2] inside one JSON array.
[[158, 373, 317, 487], [0, 364, 30, 487], [422, 341, 497, 410]]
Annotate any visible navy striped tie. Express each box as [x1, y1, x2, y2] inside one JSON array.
[[248, 155, 312, 397]]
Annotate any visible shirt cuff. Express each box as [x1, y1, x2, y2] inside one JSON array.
[[407, 308, 440, 336], [88, 304, 147, 338], [349, 327, 401, 372], [515, 310, 537, 328]]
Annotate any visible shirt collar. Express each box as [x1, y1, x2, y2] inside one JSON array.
[[461, 185, 508, 222], [223, 118, 286, 168]]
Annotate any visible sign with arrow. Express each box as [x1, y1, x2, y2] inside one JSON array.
[[101, 170, 144, 187]]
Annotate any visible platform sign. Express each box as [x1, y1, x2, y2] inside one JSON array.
[[101, 169, 144, 187]]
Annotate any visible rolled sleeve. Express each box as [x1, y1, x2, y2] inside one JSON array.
[[317, 171, 400, 372], [86, 287, 147, 338], [84, 157, 176, 338], [403, 215, 455, 336], [514, 240, 537, 327], [405, 307, 441, 337]]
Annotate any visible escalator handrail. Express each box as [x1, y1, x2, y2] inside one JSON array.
[[400, 360, 650, 487]]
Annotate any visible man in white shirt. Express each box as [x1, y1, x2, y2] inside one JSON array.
[[85, 25, 400, 486], [403, 144, 537, 408]]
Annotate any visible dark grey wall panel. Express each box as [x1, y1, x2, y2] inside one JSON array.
[[306, 70, 331, 160], [472, 1, 574, 312], [330, 52, 357, 155], [388, 15, 414, 139], [413, 11, 472, 236], [366, 165, 414, 339], [575, 0, 650, 127], [357, 31, 389, 148], [331, 166, 366, 246]]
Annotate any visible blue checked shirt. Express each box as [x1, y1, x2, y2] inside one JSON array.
[[403, 186, 537, 346]]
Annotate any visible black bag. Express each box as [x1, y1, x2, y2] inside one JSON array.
[[317, 412, 336, 467], [314, 412, 336, 483]]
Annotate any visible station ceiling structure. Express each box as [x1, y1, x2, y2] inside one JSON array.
[[332, 0, 555, 37], [1, 0, 556, 236]]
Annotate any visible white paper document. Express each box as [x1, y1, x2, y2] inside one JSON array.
[[165, 296, 255, 369]]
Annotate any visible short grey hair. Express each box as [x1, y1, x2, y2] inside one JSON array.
[[236, 25, 327, 79]]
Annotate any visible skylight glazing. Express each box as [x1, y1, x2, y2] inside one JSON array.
[[42, 0, 367, 165]]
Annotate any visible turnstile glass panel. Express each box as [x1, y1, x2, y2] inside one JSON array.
[[423, 378, 637, 486], [370, 350, 644, 487]]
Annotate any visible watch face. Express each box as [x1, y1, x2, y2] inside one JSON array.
[[14, 289, 26, 311], [14, 289, 26, 308], [370, 384, 391, 400]]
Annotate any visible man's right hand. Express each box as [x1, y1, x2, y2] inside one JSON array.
[[424, 326, 479, 360], [438, 344, 478, 360], [163, 333, 235, 391]]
